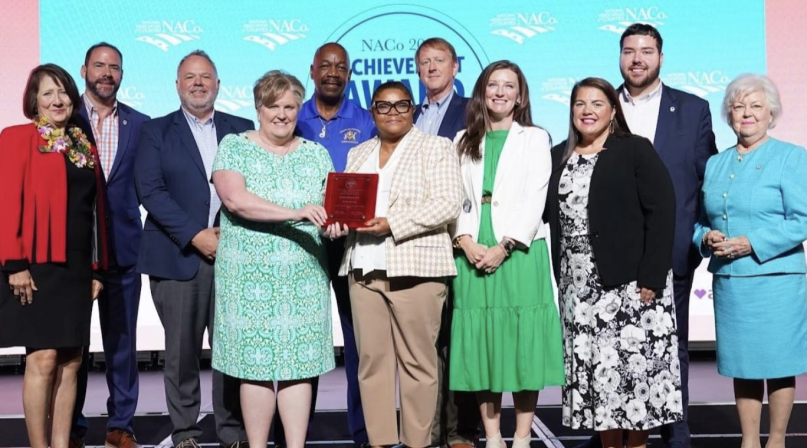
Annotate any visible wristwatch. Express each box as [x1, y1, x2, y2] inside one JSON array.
[[500, 239, 515, 256]]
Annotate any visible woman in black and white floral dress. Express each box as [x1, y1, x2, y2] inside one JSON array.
[[545, 78, 682, 448]]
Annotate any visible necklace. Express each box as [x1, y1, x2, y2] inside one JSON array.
[[258, 131, 294, 156], [34, 116, 96, 169], [735, 136, 769, 162], [318, 117, 330, 138]]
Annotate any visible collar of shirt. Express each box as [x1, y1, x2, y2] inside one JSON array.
[[299, 96, 358, 120], [421, 89, 454, 113], [181, 106, 215, 130], [82, 94, 118, 118], [620, 81, 663, 105]]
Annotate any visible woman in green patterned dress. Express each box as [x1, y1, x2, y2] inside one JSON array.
[[211, 71, 348, 448], [450, 61, 565, 448]]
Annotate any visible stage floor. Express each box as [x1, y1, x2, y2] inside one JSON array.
[[1, 355, 806, 447]]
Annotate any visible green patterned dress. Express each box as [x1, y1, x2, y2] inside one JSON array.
[[449, 130, 565, 392], [211, 133, 335, 381]]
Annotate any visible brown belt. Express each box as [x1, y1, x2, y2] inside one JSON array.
[[481, 195, 492, 204]]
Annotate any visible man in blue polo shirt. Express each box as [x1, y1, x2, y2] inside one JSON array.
[[274, 41, 375, 448]]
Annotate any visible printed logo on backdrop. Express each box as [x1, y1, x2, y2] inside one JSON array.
[[215, 85, 255, 114], [135, 20, 202, 52], [597, 6, 667, 34], [489, 11, 558, 44], [322, 4, 489, 109], [663, 71, 730, 98], [117, 86, 146, 108], [540, 77, 577, 105], [243, 19, 309, 51]]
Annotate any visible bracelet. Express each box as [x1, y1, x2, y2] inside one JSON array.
[[453, 235, 468, 249], [702, 231, 711, 245]]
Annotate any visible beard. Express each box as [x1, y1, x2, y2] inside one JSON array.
[[86, 76, 119, 100], [621, 64, 661, 91]]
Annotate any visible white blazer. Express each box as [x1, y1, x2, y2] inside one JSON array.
[[452, 122, 552, 246]]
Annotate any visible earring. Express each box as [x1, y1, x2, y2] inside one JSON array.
[[609, 119, 615, 134]]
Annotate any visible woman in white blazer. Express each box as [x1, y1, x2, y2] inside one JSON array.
[[449, 61, 564, 448]]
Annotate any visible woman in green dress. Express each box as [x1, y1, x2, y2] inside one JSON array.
[[451, 61, 564, 448], [211, 70, 348, 448]]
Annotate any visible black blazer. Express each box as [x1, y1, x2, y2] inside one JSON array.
[[413, 93, 469, 140], [545, 134, 676, 290]]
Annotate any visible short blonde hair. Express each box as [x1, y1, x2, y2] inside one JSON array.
[[253, 70, 305, 109], [721, 74, 782, 129]]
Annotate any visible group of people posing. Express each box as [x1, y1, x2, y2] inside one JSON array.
[[1, 22, 806, 448]]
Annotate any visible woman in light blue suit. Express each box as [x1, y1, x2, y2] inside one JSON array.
[[694, 74, 807, 448]]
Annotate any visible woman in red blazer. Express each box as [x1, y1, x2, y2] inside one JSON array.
[[0, 64, 108, 448]]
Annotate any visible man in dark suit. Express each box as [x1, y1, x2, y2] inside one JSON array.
[[576, 24, 717, 448], [134, 50, 254, 448], [413, 38, 469, 141], [413, 38, 478, 448], [70, 42, 150, 448]]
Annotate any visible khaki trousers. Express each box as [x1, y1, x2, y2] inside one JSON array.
[[349, 271, 447, 447]]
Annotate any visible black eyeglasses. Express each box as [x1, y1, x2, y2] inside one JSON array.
[[373, 100, 413, 115]]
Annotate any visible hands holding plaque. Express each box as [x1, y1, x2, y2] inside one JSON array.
[[324, 172, 380, 229], [292, 204, 349, 240]]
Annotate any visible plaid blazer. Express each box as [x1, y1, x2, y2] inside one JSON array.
[[338, 126, 462, 278]]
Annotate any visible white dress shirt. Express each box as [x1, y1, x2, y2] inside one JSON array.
[[181, 107, 220, 227], [350, 140, 403, 274], [619, 82, 662, 144]]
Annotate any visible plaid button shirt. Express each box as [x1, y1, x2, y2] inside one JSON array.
[[83, 94, 119, 179]]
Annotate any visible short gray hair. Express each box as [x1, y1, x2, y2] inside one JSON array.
[[721, 74, 782, 129], [176, 49, 218, 78]]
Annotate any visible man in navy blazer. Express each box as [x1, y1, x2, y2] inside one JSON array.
[[413, 38, 469, 141], [135, 50, 253, 448], [413, 38, 478, 448], [69, 42, 150, 448], [577, 24, 717, 448]]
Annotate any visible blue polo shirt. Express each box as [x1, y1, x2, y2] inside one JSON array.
[[297, 97, 376, 172]]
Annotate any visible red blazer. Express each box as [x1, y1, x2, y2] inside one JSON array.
[[0, 122, 108, 271]]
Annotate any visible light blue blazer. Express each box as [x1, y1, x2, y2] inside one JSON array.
[[693, 138, 807, 276]]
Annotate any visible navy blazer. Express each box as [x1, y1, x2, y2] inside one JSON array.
[[134, 109, 254, 280], [618, 84, 718, 276], [413, 93, 469, 140], [77, 101, 150, 268]]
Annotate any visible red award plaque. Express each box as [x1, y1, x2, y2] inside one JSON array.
[[324, 172, 379, 228]]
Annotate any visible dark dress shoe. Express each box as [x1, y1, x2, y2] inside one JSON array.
[[222, 442, 249, 448]]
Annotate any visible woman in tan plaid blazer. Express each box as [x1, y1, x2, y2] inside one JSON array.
[[336, 81, 462, 448]]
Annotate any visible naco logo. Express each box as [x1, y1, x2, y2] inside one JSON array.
[[215, 85, 254, 114], [117, 86, 146, 108], [490, 12, 558, 44], [664, 71, 730, 98], [540, 77, 577, 105], [243, 19, 309, 51], [135, 20, 202, 52], [598, 7, 667, 34]]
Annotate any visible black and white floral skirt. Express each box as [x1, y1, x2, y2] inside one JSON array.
[[558, 234, 683, 431]]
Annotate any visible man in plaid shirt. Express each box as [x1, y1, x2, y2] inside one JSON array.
[[70, 42, 150, 448]]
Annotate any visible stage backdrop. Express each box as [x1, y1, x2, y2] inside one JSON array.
[[1, 0, 805, 354]]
